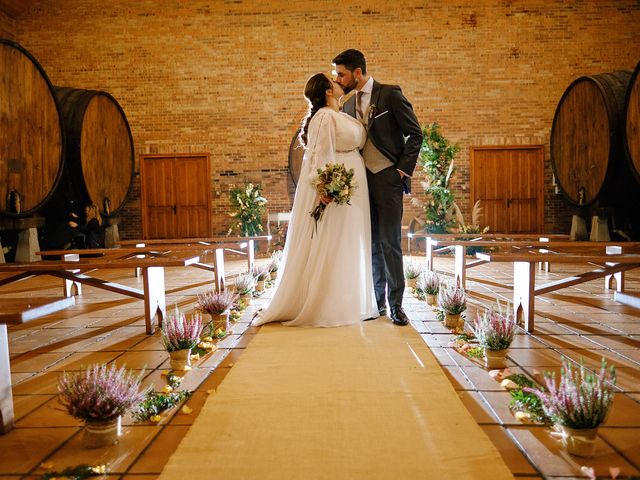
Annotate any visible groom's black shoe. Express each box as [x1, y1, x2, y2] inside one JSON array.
[[390, 305, 409, 326]]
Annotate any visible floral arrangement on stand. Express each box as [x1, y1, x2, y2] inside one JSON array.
[[437, 283, 467, 328], [454, 200, 491, 255], [57, 363, 148, 448], [403, 261, 423, 290], [228, 182, 268, 236], [416, 270, 440, 305], [412, 123, 460, 233], [472, 305, 517, 369], [526, 359, 616, 458], [161, 309, 204, 372], [196, 289, 239, 338]]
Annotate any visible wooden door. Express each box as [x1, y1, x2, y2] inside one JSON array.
[[470, 146, 544, 233], [141, 154, 211, 238]]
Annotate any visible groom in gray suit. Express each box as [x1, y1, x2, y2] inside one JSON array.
[[333, 49, 423, 326]]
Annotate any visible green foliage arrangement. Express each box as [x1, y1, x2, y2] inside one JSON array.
[[506, 374, 551, 424], [413, 123, 460, 233], [228, 182, 268, 236]]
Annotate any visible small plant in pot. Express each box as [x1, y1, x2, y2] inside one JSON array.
[[161, 309, 204, 371], [196, 289, 239, 338], [58, 363, 148, 448], [403, 261, 423, 290], [417, 271, 440, 306], [252, 264, 270, 292], [473, 305, 517, 369], [526, 358, 616, 458], [268, 250, 282, 280], [234, 272, 256, 306], [437, 284, 467, 328]]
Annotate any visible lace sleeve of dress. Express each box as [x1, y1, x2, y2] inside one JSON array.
[[305, 109, 337, 183]]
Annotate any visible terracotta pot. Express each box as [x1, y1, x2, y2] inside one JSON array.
[[406, 277, 418, 289], [169, 348, 192, 371], [83, 416, 122, 449], [444, 313, 460, 328], [270, 271, 277, 281], [256, 279, 265, 292], [426, 294, 437, 306], [561, 425, 598, 458], [484, 348, 509, 369]]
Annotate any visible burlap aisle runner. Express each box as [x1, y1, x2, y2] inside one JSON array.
[[159, 320, 514, 479]]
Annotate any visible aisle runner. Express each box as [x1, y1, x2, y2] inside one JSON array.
[[159, 321, 514, 479]]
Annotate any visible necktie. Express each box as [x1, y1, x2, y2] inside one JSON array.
[[356, 91, 364, 121]]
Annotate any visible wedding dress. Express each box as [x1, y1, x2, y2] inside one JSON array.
[[254, 107, 378, 327]]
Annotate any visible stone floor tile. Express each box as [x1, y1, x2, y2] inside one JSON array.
[[507, 425, 640, 478], [0, 427, 78, 475], [127, 425, 190, 473], [45, 425, 160, 475]]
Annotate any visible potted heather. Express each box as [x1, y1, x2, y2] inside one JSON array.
[[438, 284, 467, 328], [417, 271, 440, 306], [268, 250, 282, 281], [161, 309, 204, 371], [404, 261, 423, 290], [234, 272, 256, 306], [196, 289, 239, 338], [58, 363, 147, 448], [252, 264, 270, 292], [526, 359, 616, 458], [473, 306, 517, 369]]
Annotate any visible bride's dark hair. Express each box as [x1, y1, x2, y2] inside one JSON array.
[[299, 73, 332, 147]]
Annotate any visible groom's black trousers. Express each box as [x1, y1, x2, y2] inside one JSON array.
[[367, 166, 405, 309]]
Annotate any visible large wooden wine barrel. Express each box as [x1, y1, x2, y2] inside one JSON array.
[[0, 39, 64, 217], [53, 87, 134, 216], [625, 61, 640, 183], [551, 70, 632, 206]]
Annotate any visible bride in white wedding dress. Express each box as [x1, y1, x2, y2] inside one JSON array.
[[254, 73, 378, 327]]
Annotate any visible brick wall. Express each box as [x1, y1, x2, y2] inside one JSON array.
[[10, 0, 640, 238]]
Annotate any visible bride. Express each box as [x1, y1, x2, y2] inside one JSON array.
[[253, 73, 378, 327]]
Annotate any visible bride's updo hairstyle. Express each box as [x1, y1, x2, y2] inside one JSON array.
[[299, 73, 332, 148]]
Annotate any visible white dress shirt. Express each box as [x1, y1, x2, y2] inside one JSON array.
[[356, 76, 375, 121]]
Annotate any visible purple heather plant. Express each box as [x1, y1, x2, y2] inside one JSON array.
[[437, 284, 467, 315], [417, 271, 440, 295], [403, 261, 423, 280], [234, 272, 256, 295], [58, 363, 148, 422], [161, 309, 204, 352], [526, 359, 616, 429], [196, 289, 239, 315], [473, 306, 517, 351], [251, 264, 270, 281]]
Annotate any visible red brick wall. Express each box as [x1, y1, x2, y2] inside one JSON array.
[[11, 0, 640, 237]]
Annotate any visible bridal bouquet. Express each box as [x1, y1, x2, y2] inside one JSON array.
[[310, 163, 357, 224]]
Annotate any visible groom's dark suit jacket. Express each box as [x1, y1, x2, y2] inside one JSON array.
[[343, 80, 423, 190]]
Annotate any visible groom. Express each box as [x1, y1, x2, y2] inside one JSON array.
[[333, 49, 423, 326]]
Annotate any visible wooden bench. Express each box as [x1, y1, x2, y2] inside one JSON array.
[[412, 234, 567, 286], [426, 239, 640, 290], [0, 254, 200, 334], [475, 251, 640, 333], [118, 235, 272, 273]]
